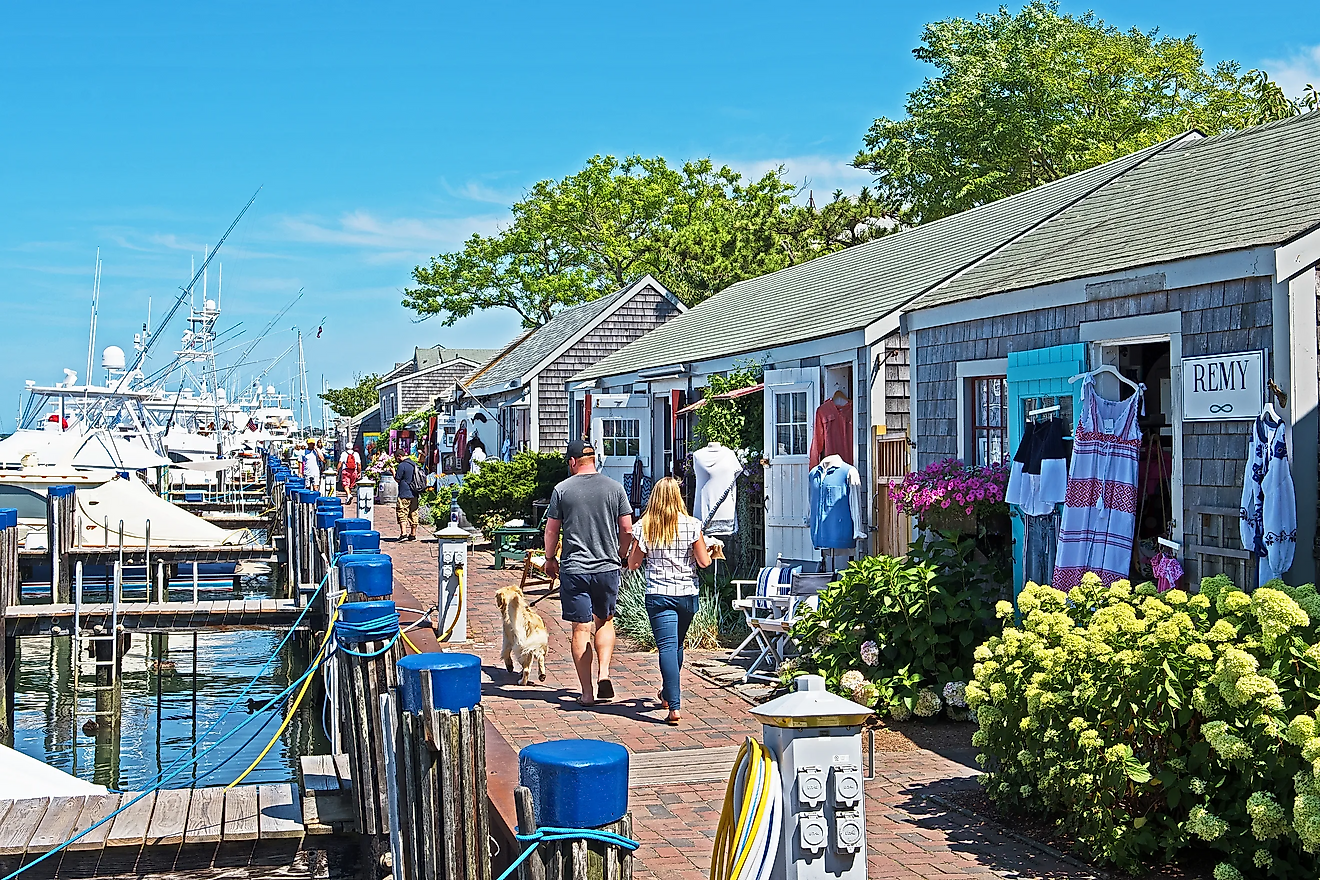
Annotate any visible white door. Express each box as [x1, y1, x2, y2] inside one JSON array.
[[590, 395, 651, 499], [763, 368, 818, 563]]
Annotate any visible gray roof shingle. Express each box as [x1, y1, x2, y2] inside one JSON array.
[[468, 278, 658, 395], [573, 139, 1175, 382], [916, 110, 1320, 309]]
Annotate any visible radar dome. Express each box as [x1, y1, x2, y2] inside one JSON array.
[[102, 346, 126, 370], [205, 299, 217, 312], [266, 386, 276, 396]]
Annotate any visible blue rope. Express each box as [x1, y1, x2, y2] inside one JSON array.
[[334, 609, 401, 657], [109, 556, 341, 794], [495, 826, 640, 880], [5, 650, 331, 879]]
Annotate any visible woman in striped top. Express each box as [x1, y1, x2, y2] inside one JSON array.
[[627, 477, 713, 725]]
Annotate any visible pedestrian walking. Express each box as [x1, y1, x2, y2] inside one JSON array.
[[300, 440, 322, 489], [340, 446, 362, 496], [626, 477, 713, 725], [394, 449, 423, 541], [543, 439, 633, 706]]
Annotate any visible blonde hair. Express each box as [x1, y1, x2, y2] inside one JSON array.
[[640, 477, 688, 548]]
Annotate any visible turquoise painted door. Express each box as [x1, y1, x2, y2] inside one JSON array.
[[1006, 344, 1087, 596]]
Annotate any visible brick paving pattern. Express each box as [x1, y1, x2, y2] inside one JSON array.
[[370, 509, 1095, 879]]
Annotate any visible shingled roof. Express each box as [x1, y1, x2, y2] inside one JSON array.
[[468, 275, 676, 395], [916, 110, 1320, 309], [573, 139, 1176, 381]]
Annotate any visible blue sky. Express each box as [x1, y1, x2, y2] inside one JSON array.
[[1, 2, 1317, 431]]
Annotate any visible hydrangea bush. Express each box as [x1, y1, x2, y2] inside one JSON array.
[[790, 531, 1002, 717], [969, 572, 1320, 877]]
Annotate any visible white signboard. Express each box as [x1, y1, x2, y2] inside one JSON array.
[[1182, 350, 1264, 421]]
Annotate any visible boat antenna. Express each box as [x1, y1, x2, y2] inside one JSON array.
[[217, 286, 304, 387], [116, 187, 261, 390], [84, 248, 102, 406]]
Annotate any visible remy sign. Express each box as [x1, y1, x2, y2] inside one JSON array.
[[1181, 350, 1264, 421]]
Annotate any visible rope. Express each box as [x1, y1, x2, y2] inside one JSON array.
[[109, 557, 337, 794], [438, 565, 464, 642], [3, 653, 331, 880], [495, 826, 639, 880], [335, 606, 402, 657], [227, 591, 347, 789]]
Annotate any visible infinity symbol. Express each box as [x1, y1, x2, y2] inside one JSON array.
[[1208, 403, 1234, 414]]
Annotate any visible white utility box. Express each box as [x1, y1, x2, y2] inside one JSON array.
[[751, 674, 872, 880]]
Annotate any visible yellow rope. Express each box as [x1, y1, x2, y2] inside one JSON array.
[[439, 565, 465, 642], [226, 591, 347, 790]]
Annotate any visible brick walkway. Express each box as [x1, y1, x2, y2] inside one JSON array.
[[370, 510, 1095, 880]]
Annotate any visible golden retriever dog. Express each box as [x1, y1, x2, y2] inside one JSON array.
[[495, 584, 548, 685]]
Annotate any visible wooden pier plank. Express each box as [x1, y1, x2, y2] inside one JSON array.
[[104, 791, 155, 848], [222, 786, 259, 841], [67, 793, 122, 851], [0, 798, 51, 856], [184, 786, 225, 844], [26, 795, 86, 853], [332, 753, 353, 790], [257, 784, 303, 839], [300, 755, 341, 791], [145, 787, 191, 846]]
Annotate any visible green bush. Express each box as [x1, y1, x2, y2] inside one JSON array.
[[456, 451, 566, 526], [969, 573, 1320, 878], [789, 531, 1003, 717]]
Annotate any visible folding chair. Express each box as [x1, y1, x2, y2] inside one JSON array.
[[519, 552, 557, 598], [730, 556, 822, 682]]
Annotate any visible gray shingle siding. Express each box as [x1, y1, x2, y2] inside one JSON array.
[[537, 287, 683, 450], [914, 276, 1272, 564]]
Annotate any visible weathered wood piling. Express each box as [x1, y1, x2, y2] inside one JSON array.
[[512, 788, 634, 880]]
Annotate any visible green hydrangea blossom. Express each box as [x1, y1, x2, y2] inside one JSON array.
[[1251, 587, 1310, 648], [1187, 806, 1229, 840], [1246, 791, 1290, 840], [1212, 863, 1244, 880], [1252, 849, 1273, 869]]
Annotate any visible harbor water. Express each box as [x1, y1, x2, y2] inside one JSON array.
[[9, 595, 327, 790]]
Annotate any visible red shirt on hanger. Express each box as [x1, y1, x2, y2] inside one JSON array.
[[810, 399, 854, 468]]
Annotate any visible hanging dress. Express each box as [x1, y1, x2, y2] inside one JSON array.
[[1052, 377, 1144, 590], [1239, 410, 1296, 584]]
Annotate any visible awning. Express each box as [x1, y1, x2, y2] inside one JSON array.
[[676, 383, 764, 415]]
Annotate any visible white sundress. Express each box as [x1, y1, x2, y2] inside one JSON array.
[[1052, 377, 1144, 590], [1240, 411, 1296, 584]]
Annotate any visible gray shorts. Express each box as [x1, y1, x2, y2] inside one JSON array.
[[560, 570, 620, 624]]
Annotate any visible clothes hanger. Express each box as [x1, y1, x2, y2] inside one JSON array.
[[831, 389, 850, 406], [1069, 364, 1141, 392]]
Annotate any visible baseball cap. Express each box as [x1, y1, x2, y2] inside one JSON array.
[[566, 438, 595, 459]]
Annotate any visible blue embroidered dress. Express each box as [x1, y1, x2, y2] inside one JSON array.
[[1240, 411, 1296, 583]]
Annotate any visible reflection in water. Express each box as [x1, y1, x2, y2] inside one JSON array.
[[12, 626, 326, 789]]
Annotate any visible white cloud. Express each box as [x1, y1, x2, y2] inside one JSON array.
[[1264, 44, 1320, 99], [276, 210, 505, 262], [441, 178, 524, 205]]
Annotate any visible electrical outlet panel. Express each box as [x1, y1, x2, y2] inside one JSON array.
[[796, 765, 826, 807], [831, 762, 862, 807], [798, 813, 827, 853], [833, 810, 864, 853]]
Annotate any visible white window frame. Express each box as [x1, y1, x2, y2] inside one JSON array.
[[955, 358, 1009, 464], [770, 387, 811, 459], [601, 417, 640, 458]]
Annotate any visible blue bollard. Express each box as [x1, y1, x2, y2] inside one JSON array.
[[340, 529, 380, 554], [340, 553, 393, 597], [519, 740, 629, 828], [316, 509, 343, 530], [334, 517, 372, 544], [396, 652, 481, 713], [0, 508, 17, 529], [337, 600, 397, 645]]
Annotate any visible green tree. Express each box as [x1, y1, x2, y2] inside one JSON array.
[[404, 155, 891, 326], [854, 2, 1299, 225], [318, 372, 381, 417]]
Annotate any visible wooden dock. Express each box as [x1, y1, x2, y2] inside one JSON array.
[[4, 598, 304, 636], [298, 755, 356, 835], [0, 783, 311, 873]]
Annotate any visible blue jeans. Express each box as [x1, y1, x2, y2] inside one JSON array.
[[645, 593, 699, 711]]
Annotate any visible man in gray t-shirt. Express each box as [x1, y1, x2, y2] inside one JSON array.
[[544, 439, 633, 706]]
